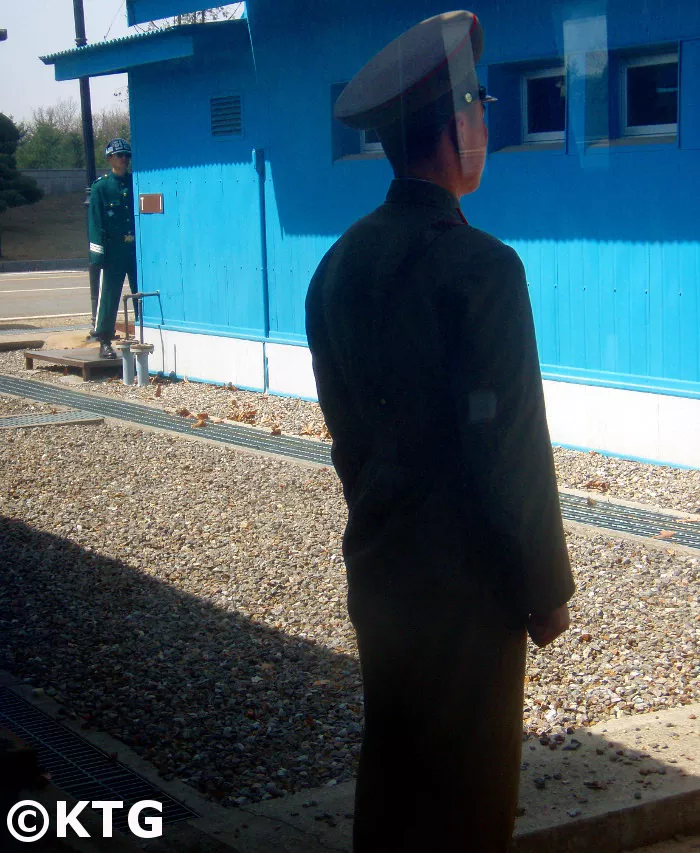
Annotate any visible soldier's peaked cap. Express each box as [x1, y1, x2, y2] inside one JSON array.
[[334, 11, 491, 131]]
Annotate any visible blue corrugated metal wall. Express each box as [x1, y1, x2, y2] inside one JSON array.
[[246, 0, 700, 397], [126, 1, 700, 398], [129, 23, 269, 340]]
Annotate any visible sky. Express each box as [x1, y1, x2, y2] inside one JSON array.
[[0, 2, 243, 124], [1, 0, 133, 122]]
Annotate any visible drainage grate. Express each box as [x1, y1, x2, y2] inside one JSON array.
[[0, 688, 197, 831], [559, 491, 700, 548], [0, 410, 102, 430], [1, 374, 699, 549], [0, 374, 332, 466]]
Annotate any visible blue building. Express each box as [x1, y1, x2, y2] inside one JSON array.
[[42, 0, 700, 467]]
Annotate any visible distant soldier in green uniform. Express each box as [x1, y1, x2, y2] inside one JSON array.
[[88, 137, 138, 359], [306, 11, 575, 853]]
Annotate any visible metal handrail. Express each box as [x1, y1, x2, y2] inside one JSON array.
[[122, 291, 160, 344]]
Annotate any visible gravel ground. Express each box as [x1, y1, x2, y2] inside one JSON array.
[[0, 388, 698, 810], [1, 346, 700, 513], [0, 349, 329, 440]]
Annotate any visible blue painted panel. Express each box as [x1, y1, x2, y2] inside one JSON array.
[[127, 0, 218, 27], [118, 0, 700, 395], [680, 39, 700, 150], [51, 34, 194, 81], [129, 23, 265, 336]]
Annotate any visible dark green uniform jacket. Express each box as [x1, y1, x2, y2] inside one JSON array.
[[306, 179, 575, 851], [88, 171, 136, 268], [306, 178, 573, 623]]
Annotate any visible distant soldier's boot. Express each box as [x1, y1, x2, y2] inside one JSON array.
[[99, 340, 117, 359]]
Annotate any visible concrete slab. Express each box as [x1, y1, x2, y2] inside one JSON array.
[[223, 704, 700, 853], [3, 672, 696, 853]]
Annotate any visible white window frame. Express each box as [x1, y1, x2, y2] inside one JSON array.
[[360, 128, 384, 154], [620, 53, 678, 138], [521, 66, 566, 143]]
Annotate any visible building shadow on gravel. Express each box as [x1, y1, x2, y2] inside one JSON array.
[[0, 514, 363, 806]]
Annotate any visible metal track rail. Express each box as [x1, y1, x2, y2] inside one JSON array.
[[0, 374, 331, 466], [1, 374, 698, 549]]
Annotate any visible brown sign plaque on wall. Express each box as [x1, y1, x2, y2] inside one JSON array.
[[139, 193, 164, 214]]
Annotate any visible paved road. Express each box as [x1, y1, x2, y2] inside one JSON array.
[[0, 271, 91, 320]]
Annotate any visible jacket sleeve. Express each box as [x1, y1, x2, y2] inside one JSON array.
[[445, 236, 574, 622], [88, 182, 106, 266]]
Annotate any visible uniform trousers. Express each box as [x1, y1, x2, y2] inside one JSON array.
[[94, 256, 138, 341], [348, 576, 527, 853]]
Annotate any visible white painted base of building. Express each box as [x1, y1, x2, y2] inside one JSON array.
[[543, 379, 700, 469], [142, 327, 699, 469]]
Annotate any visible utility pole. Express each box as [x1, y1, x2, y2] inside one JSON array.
[[72, 0, 100, 329]]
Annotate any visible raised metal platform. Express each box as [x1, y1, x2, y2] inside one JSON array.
[[0, 410, 103, 430], [24, 348, 122, 381]]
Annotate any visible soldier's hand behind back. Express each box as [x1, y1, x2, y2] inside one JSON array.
[[527, 603, 570, 648]]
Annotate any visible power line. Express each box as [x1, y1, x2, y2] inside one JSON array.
[[103, 0, 126, 40]]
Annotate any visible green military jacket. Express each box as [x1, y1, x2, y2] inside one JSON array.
[[305, 178, 574, 625], [88, 171, 136, 267]]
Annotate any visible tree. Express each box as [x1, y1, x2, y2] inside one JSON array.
[[93, 106, 130, 170], [16, 99, 83, 170], [0, 113, 43, 256], [146, 3, 245, 29], [16, 101, 130, 171], [0, 114, 42, 214]]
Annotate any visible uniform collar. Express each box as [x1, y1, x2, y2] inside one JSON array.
[[385, 178, 463, 215]]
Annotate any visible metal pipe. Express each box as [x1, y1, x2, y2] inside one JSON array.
[[122, 291, 160, 343], [254, 148, 270, 392], [114, 341, 135, 386], [131, 343, 154, 387], [73, 0, 97, 327]]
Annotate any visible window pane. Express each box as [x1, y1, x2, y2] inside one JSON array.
[[627, 62, 678, 128], [527, 74, 566, 135], [364, 128, 381, 145]]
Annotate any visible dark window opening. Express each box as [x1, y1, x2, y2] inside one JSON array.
[[522, 70, 566, 142], [625, 59, 678, 134]]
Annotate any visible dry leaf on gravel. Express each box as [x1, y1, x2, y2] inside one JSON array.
[[176, 407, 191, 417], [584, 478, 610, 492]]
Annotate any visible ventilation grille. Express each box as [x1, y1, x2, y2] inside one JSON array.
[[210, 95, 243, 136]]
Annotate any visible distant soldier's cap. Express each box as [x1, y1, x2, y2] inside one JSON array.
[[334, 10, 495, 131], [105, 137, 132, 157]]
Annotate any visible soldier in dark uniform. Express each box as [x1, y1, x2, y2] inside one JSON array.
[[305, 11, 575, 853], [88, 137, 138, 359]]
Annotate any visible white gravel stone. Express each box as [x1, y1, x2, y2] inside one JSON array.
[[0, 364, 698, 808]]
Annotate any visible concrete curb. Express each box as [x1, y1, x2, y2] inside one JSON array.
[[0, 259, 89, 273], [1, 670, 697, 853]]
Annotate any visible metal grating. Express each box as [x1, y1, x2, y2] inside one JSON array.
[[0, 374, 331, 466], [0, 410, 102, 429], [210, 95, 243, 136], [559, 491, 700, 548], [0, 374, 699, 549], [0, 688, 197, 830]]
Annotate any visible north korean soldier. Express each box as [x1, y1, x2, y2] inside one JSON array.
[[305, 11, 575, 853], [88, 137, 138, 359]]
